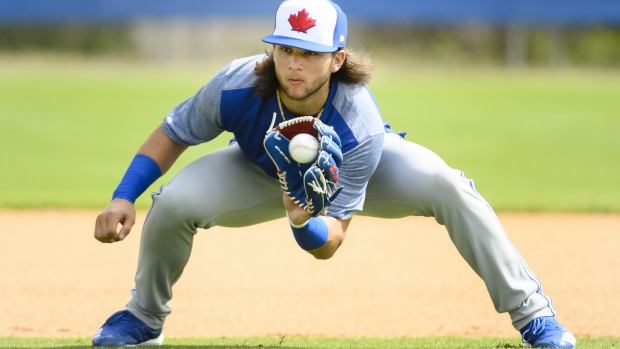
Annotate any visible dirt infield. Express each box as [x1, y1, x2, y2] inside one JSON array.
[[1, 211, 618, 339]]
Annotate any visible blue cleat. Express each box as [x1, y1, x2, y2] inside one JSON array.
[[520, 316, 576, 348], [92, 310, 164, 346]]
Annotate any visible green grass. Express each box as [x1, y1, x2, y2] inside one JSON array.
[[1, 336, 617, 348], [371, 66, 620, 212], [0, 59, 231, 209], [1, 58, 619, 211]]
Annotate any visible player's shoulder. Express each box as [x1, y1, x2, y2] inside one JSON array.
[[333, 82, 380, 118], [223, 54, 266, 77], [332, 82, 384, 138], [211, 54, 266, 91]]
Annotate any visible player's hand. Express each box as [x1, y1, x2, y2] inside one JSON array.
[[302, 119, 344, 216], [94, 198, 136, 243], [282, 192, 311, 226], [264, 116, 318, 214]]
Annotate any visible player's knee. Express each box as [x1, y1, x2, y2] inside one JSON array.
[[151, 186, 203, 224], [427, 169, 470, 205]]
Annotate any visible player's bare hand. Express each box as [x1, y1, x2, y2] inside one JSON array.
[[94, 198, 136, 243], [282, 193, 311, 226]]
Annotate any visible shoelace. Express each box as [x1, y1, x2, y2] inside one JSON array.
[[521, 317, 566, 343], [104, 311, 132, 325], [105, 311, 158, 341], [521, 317, 546, 343]]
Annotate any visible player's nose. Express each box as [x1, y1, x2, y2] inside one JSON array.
[[287, 54, 303, 70]]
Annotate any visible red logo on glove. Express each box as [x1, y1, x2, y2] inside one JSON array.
[[329, 164, 338, 181]]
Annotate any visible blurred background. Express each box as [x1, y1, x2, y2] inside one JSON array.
[[2, 0, 620, 67], [1, 0, 619, 211], [2, 2, 619, 341]]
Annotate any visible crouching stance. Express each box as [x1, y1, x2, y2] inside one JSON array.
[[92, 0, 576, 347]]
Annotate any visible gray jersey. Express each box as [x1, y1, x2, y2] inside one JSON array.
[[126, 59, 557, 343], [162, 54, 385, 219]]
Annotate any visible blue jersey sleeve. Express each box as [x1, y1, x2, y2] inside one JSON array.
[[323, 83, 386, 219], [161, 55, 265, 145], [162, 75, 225, 146]]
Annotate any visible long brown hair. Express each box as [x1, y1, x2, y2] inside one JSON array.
[[253, 47, 374, 99]]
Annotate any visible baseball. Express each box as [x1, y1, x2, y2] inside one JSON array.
[[289, 133, 320, 163]]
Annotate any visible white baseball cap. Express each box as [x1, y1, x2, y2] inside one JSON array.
[[262, 0, 347, 53]]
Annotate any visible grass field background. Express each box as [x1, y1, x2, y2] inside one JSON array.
[[1, 56, 619, 212], [1, 55, 619, 348]]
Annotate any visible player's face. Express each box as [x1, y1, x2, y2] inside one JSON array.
[[273, 45, 343, 102]]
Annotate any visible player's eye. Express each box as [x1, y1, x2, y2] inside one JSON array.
[[305, 51, 317, 56]]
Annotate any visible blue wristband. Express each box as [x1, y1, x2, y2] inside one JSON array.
[[289, 215, 329, 251], [112, 154, 162, 203]]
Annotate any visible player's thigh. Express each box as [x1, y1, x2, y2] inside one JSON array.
[[153, 144, 283, 228], [361, 134, 462, 218]]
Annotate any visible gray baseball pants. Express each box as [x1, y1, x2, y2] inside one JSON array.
[[126, 134, 554, 331]]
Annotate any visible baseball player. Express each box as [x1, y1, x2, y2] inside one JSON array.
[[92, 0, 576, 347]]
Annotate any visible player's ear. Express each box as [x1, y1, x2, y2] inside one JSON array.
[[330, 49, 346, 73]]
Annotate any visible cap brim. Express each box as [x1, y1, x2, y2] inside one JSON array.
[[262, 35, 338, 53]]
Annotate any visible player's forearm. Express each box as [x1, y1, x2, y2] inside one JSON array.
[[283, 193, 349, 259], [305, 216, 346, 259], [137, 124, 188, 175], [112, 124, 187, 204], [287, 212, 348, 259]]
